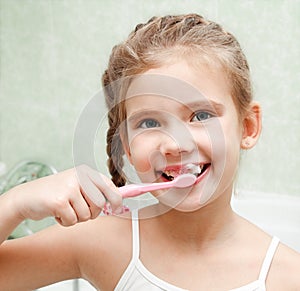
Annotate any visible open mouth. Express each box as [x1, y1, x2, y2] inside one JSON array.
[[159, 163, 211, 181]]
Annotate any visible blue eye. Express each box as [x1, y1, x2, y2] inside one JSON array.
[[191, 111, 213, 122], [139, 119, 160, 128]]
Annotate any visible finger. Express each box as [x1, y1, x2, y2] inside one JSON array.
[[77, 192, 102, 220], [75, 165, 123, 214], [87, 170, 123, 213], [78, 172, 107, 208], [77, 175, 105, 218], [54, 199, 78, 226], [69, 195, 92, 222], [89, 205, 102, 219]]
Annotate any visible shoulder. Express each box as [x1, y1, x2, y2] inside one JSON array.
[[234, 215, 300, 289], [277, 243, 300, 287], [71, 212, 133, 259], [268, 241, 300, 290], [69, 212, 133, 289]]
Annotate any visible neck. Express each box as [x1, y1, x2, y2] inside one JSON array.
[[153, 192, 237, 249]]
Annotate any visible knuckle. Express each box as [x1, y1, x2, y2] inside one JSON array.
[[53, 196, 69, 209], [67, 220, 78, 227], [79, 212, 91, 222], [91, 210, 101, 219], [56, 216, 77, 227], [68, 218, 77, 226], [66, 182, 79, 195]]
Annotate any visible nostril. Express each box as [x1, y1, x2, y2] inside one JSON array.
[[161, 138, 197, 157]]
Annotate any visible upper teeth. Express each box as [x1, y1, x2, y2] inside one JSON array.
[[164, 163, 203, 178], [185, 164, 202, 175]]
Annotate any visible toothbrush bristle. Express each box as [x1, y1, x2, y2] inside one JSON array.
[[183, 163, 202, 176]]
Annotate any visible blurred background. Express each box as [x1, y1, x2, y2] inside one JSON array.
[[0, 1, 299, 290], [0, 0, 299, 196]]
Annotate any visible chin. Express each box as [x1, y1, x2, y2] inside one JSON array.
[[156, 188, 209, 212], [174, 196, 210, 212]]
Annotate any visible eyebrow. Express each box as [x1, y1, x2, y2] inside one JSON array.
[[183, 100, 225, 113], [127, 110, 162, 125]]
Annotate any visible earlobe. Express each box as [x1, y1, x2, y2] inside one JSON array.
[[240, 102, 262, 149]]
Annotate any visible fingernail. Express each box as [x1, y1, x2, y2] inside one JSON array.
[[113, 205, 130, 215], [102, 203, 112, 215]]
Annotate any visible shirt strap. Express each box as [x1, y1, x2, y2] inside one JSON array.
[[258, 236, 280, 282], [131, 209, 140, 261]]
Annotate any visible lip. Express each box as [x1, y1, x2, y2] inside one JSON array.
[[158, 162, 208, 172], [156, 162, 211, 182]]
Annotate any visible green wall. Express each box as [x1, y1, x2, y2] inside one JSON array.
[[0, 0, 299, 196]]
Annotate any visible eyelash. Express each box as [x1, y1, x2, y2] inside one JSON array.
[[191, 111, 214, 122], [138, 118, 160, 129]]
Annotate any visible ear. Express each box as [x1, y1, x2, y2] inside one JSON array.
[[240, 102, 262, 149]]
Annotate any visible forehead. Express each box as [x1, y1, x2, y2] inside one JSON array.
[[125, 60, 233, 115]]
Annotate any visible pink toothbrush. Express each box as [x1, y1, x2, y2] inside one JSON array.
[[119, 173, 197, 198], [102, 174, 196, 215]]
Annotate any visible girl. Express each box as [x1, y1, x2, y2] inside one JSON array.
[[0, 13, 299, 291]]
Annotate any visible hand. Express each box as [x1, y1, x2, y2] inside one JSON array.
[[10, 165, 123, 226]]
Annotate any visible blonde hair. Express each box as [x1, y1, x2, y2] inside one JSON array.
[[102, 13, 252, 186]]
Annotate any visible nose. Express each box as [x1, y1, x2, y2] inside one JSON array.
[[159, 126, 195, 157]]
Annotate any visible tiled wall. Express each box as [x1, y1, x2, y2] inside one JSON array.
[[0, 0, 299, 196]]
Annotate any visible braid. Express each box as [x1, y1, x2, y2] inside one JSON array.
[[102, 70, 126, 187], [106, 113, 126, 187]]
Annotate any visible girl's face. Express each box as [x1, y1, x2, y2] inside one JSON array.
[[122, 60, 244, 212]]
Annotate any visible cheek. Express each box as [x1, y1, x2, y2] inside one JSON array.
[[129, 138, 152, 172], [208, 118, 240, 169], [195, 121, 241, 204], [224, 121, 243, 164], [202, 120, 227, 162], [213, 118, 241, 184], [127, 134, 163, 181]]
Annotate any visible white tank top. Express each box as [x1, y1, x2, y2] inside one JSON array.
[[115, 210, 279, 291]]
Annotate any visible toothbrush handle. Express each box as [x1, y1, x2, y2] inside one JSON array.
[[119, 181, 173, 198], [118, 184, 147, 198], [102, 185, 146, 216], [103, 182, 173, 215], [102, 184, 147, 216]]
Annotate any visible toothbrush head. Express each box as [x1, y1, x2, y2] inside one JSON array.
[[172, 174, 197, 188]]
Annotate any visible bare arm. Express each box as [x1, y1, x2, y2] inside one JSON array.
[[0, 224, 81, 290], [0, 165, 123, 290], [0, 189, 24, 243]]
